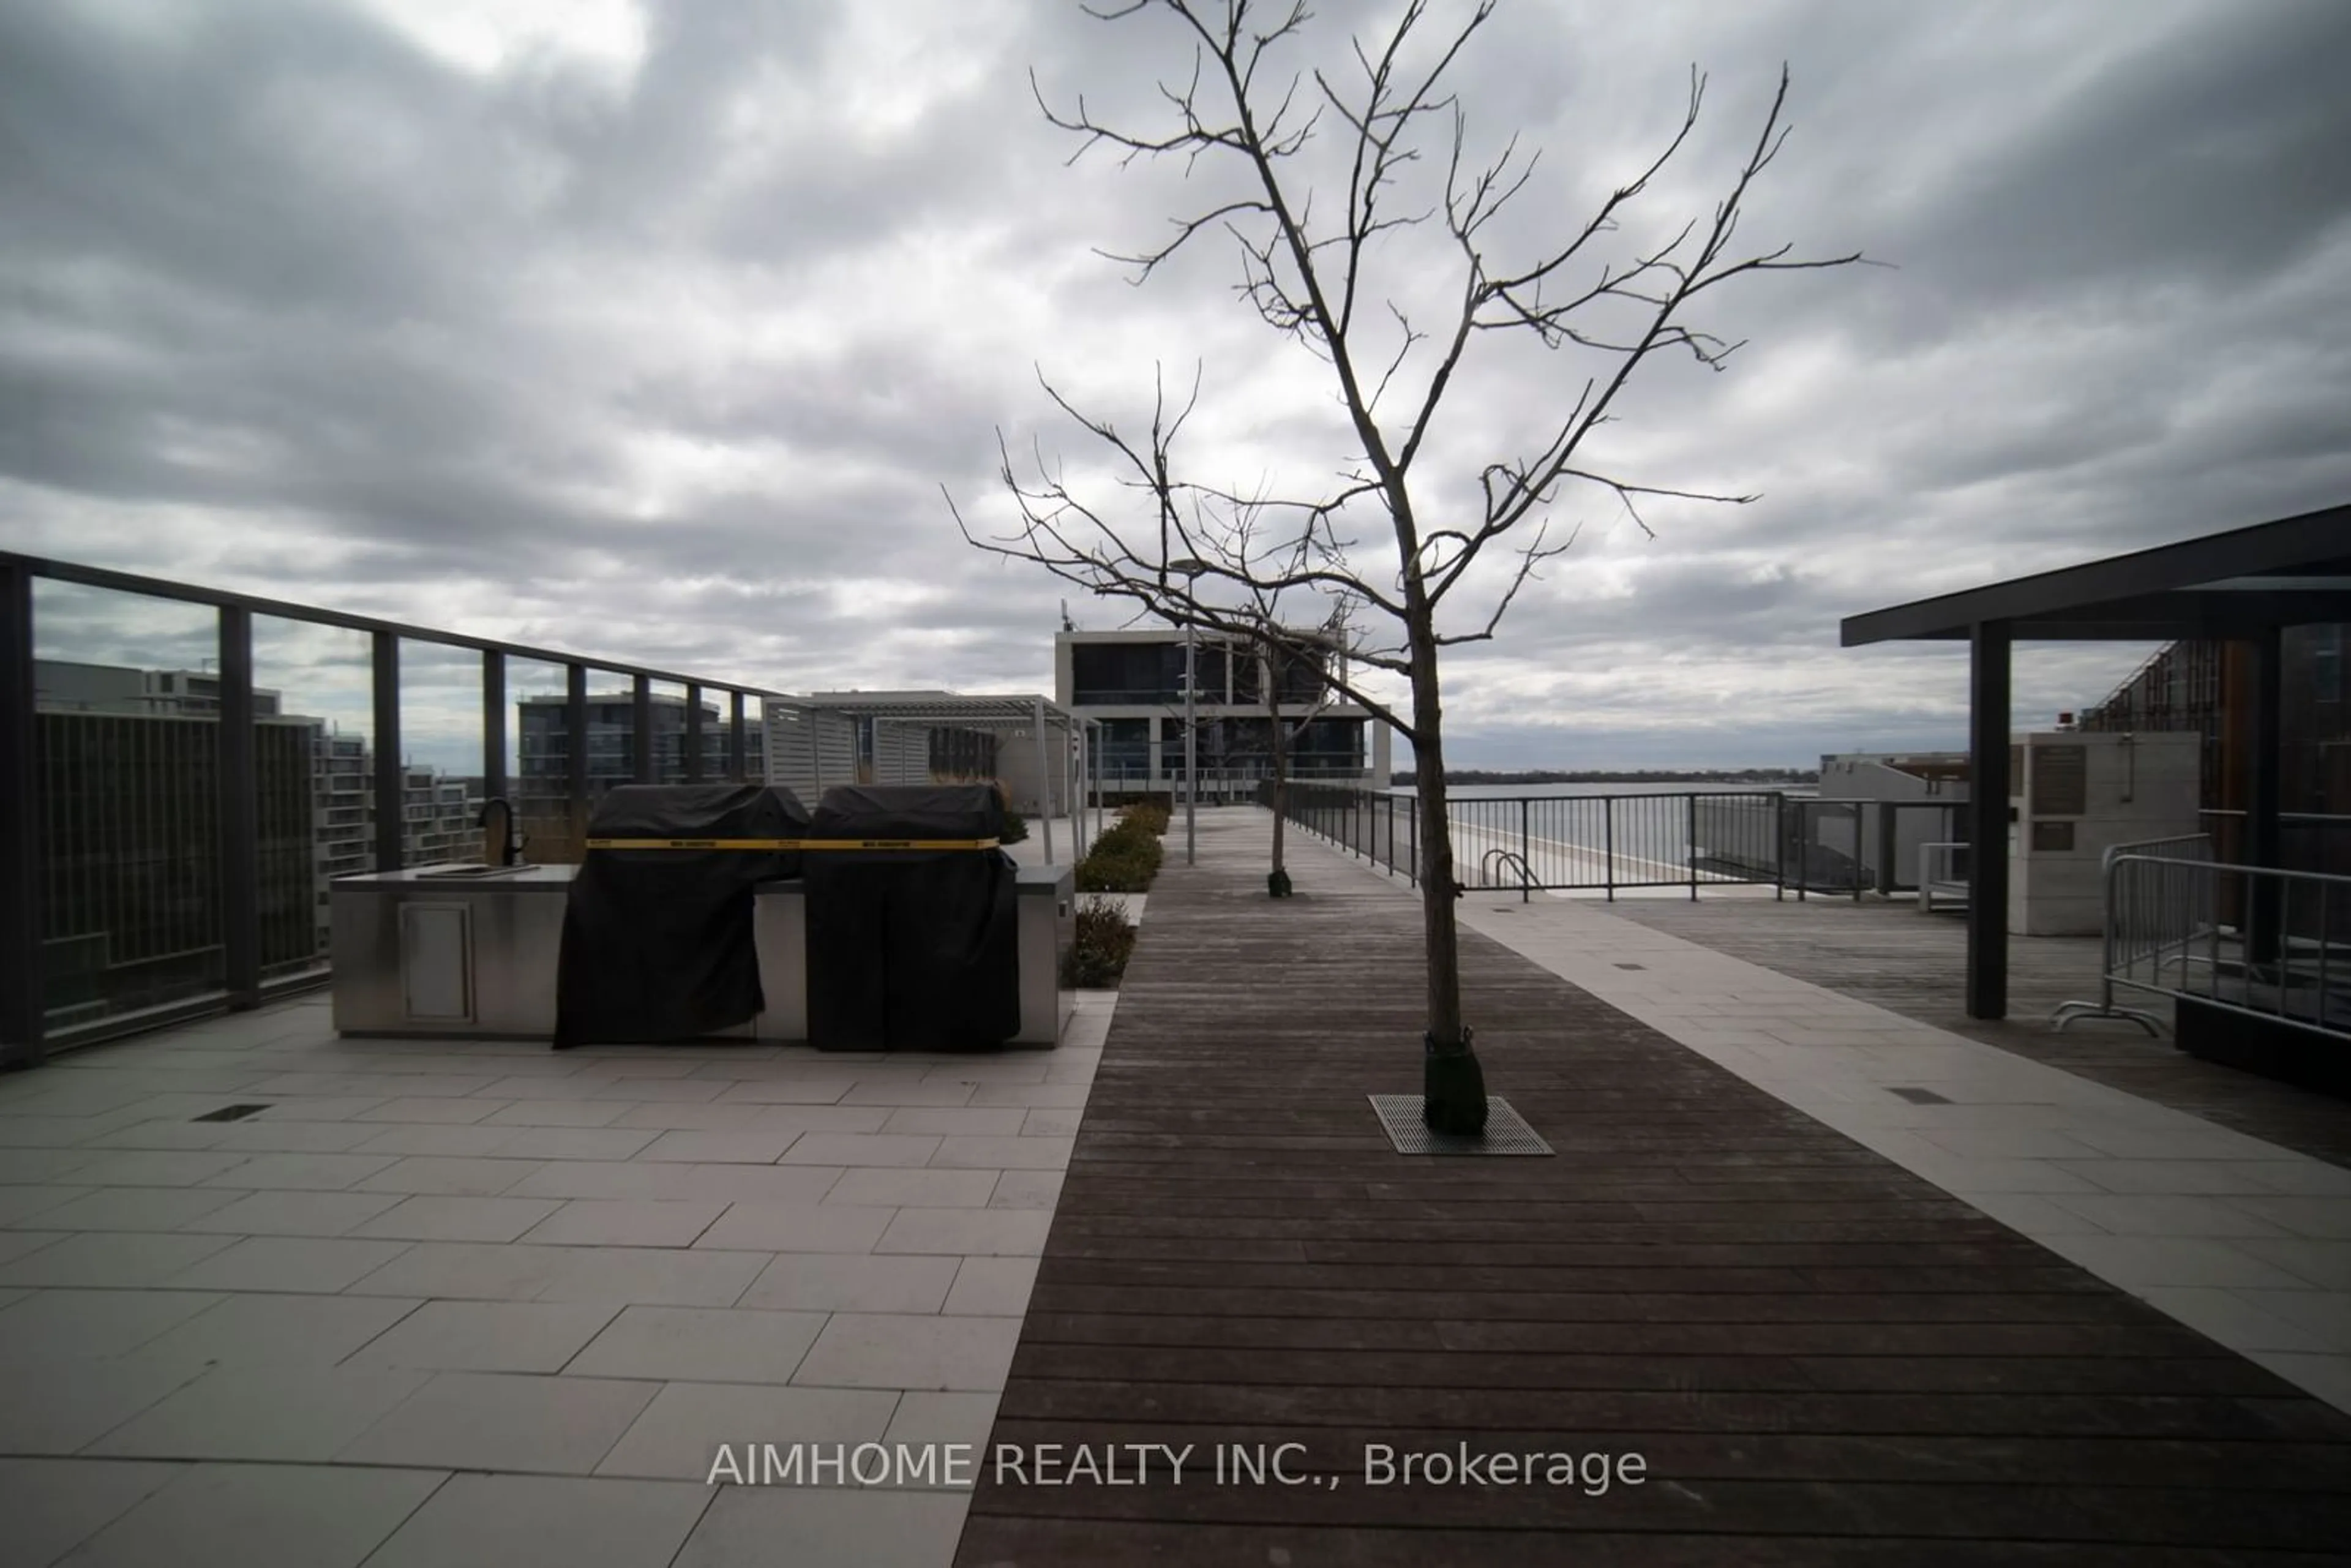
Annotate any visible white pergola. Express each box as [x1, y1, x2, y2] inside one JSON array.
[[763, 691, 1101, 863]]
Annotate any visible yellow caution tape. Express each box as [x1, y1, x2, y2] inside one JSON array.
[[583, 838, 1000, 851]]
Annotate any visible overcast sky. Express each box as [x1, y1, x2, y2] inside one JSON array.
[[4, 0, 2346, 772]]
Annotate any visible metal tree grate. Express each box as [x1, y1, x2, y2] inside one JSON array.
[[1369, 1095, 1553, 1156]]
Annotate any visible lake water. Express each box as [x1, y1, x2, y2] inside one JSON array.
[[1353, 781, 1816, 884], [1379, 781, 1813, 800]]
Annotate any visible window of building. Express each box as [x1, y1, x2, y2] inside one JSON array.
[[1071, 642, 1187, 705]]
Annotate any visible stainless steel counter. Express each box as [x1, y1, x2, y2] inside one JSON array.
[[331, 860, 1077, 1048], [333, 864, 580, 893], [330, 865, 583, 1038]]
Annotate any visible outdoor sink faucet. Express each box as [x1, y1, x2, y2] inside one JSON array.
[[478, 796, 526, 866]]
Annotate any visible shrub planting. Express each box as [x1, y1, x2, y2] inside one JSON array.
[[1119, 800, 1171, 836], [1076, 815, 1163, 891], [999, 811, 1029, 844], [1063, 894, 1138, 988]]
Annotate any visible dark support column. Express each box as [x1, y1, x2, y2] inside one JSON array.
[[566, 664, 590, 842], [482, 651, 507, 805], [728, 692, 746, 782], [632, 673, 654, 784], [2245, 626, 2284, 966], [1967, 620, 2012, 1019], [372, 631, 402, 872], [0, 561, 44, 1068], [219, 607, 260, 1010], [684, 683, 705, 783]]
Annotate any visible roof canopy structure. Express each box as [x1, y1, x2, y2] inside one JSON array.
[[1842, 503, 2351, 647], [1839, 500, 2350, 1022]]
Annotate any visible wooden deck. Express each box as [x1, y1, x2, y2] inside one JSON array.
[[1602, 896, 2351, 1170], [959, 814, 2351, 1564]]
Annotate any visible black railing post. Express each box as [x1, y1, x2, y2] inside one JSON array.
[[482, 650, 507, 805], [1796, 801, 1809, 902], [632, 673, 655, 785], [1408, 792, 1418, 890], [684, 683, 705, 783], [1687, 792, 1700, 901], [1518, 797, 1531, 902], [0, 560, 45, 1069], [728, 691, 747, 782], [372, 631, 402, 872], [1853, 802, 1865, 903], [1774, 792, 1786, 901], [219, 605, 260, 1010], [566, 663, 590, 844], [1603, 794, 1616, 902]]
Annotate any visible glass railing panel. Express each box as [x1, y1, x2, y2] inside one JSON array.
[[743, 696, 768, 784], [583, 670, 636, 814], [30, 580, 225, 1026], [252, 615, 375, 980], [508, 658, 577, 864], [399, 638, 486, 868], [647, 679, 692, 783]]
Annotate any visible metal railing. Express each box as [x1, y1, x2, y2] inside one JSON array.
[[1094, 765, 1372, 804], [1918, 842, 1969, 914], [1259, 781, 1962, 902], [1, 550, 795, 1062], [2053, 835, 2215, 1034], [2055, 844, 2349, 1042], [2198, 808, 2351, 879]]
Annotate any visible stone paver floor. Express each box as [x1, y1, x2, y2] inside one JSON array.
[[0, 984, 1112, 1567]]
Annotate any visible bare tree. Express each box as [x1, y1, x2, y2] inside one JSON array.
[[949, 0, 1859, 1128], [1254, 615, 1344, 898], [1213, 502, 1351, 896]]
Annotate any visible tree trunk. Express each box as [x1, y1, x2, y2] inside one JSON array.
[[1408, 624, 1484, 1131], [1267, 681, 1288, 876], [1406, 631, 1465, 1047]]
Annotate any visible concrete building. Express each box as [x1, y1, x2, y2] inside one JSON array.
[[2077, 627, 2350, 872], [32, 663, 317, 1022], [516, 691, 756, 795], [1054, 626, 1389, 798], [514, 691, 767, 855], [32, 661, 495, 1005]]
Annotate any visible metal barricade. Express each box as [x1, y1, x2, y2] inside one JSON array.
[[2053, 835, 2214, 1035]]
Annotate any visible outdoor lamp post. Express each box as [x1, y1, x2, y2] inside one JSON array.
[[1169, 558, 1208, 866]]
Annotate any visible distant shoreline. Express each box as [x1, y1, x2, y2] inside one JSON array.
[[1389, 769, 1820, 787]]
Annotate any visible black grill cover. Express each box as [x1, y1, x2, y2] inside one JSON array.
[[552, 783, 809, 1049], [803, 784, 1020, 1052]]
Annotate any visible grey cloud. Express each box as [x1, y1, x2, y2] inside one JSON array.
[[1, 0, 2344, 774]]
